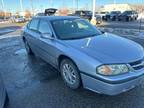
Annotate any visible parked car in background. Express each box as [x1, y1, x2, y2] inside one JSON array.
[[118, 10, 138, 21], [0, 19, 4, 22], [74, 10, 102, 24], [10, 16, 25, 23], [36, 8, 58, 17], [15, 17, 25, 23], [35, 12, 45, 16], [95, 15, 102, 24], [0, 74, 7, 108], [22, 16, 144, 95], [74, 10, 93, 21], [45, 8, 58, 16], [105, 11, 121, 21], [96, 11, 109, 20]]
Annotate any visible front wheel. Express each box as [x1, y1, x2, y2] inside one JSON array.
[[60, 59, 81, 89]]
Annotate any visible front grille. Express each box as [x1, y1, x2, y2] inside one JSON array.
[[129, 59, 144, 70]]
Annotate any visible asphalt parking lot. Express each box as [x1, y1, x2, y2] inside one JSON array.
[[100, 20, 144, 30], [1, 22, 144, 108]]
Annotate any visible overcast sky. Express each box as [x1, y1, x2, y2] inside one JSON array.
[[0, 0, 144, 13]]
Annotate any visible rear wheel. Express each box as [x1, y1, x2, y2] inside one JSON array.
[[24, 40, 33, 55], [60, 59, 81, 89]]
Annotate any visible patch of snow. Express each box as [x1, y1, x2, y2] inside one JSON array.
[[15, 49, 26, 55], [0, 35, 20, 39], [0, 29, 15, 35], [138, 12, 144, 20]]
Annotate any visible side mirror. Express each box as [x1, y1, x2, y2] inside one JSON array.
[[41, 33, 53, 40]]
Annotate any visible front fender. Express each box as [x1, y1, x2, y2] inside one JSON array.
[[55, 40, 101, 76]]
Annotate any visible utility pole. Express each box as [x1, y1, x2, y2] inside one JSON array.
[[1, 0, 4, 9], [92, 0, 96, 19], [20, 0, 23, 12], [114, 0, 116, 4], [62, 0, 65, 7], [49, 0, 53, 7], [40, 5, 43, 12], [114, 0, 116, 10], [73, 0, 75, 11], [76, 0, 78, 10], [30, 0, 34, 16]]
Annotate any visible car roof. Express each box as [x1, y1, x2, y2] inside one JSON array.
[[33, 16, 80, 21]]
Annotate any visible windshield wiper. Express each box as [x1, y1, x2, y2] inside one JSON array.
[[65, 37, 84, 40]]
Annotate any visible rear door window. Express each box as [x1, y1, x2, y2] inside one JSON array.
[[29, 19, 39, 31]]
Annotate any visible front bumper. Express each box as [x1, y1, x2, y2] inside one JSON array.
[[81, 73, 144, 95]]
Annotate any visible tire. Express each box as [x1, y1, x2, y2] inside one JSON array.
[[24, 40, 33, 55], [60, 59, 81, 89], [113, 16, 116, 21], [127, 17, 131, 22], [135, 17, 137, 20], [126, 17, 129, 22]]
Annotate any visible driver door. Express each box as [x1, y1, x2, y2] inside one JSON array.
[[38, 19, 56, 66]]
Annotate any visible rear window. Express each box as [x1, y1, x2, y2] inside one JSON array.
[[29, 19, 39, 30]]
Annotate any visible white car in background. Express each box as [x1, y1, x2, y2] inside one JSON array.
[[15, 17, 25, 23], [137, 12, 144, 21], [10, 16, 25, 23]]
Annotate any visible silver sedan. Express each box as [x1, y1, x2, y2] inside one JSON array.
[[22, 16, 144, 95]]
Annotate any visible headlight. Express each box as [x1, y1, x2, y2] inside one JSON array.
[[97, 64, 129, 76]]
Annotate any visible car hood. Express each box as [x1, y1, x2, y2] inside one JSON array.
[[63, 33, 144, 64]]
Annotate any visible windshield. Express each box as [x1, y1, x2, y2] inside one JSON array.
[[51, 19, 102, 40], [123, 11, 132, 15], [111, 11, 120, 14]]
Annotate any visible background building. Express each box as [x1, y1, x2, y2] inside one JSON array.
[[99, 4, 132, 13]]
